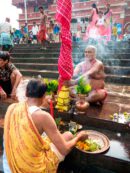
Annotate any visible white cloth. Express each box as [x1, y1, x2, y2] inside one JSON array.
[[97, 17, 105, 26], [3, 149, 11, 173], [32, 25, 39, 35], [50, 143, 65, 162], [42, 132, 65, 162]]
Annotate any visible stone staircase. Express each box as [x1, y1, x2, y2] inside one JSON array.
[[10, 41, 130, 85]]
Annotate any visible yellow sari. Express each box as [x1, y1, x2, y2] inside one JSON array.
[[4, 102, 59, 173]]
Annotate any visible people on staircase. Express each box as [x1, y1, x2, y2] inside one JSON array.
[[38, 6, 48, 49], [47, 20, 54, 43], [3, 79, 87, 173], [0, 17, 13, 51], [53, 23, 60, 43], [0, 51, 22, 100], [85, 3, 99, 40], [32, 21, 39, 44], [22, 22, 29, 44], [66, 45, 107, 104], [104, 3, 113, 41], [96, 11, 106, 37]]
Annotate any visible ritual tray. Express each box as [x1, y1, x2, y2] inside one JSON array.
[[76, 130, 110, 154]]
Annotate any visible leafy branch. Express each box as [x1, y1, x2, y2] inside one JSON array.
[[75, 77, 91, 95]]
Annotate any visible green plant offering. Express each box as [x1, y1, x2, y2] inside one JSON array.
[[43, 79, 58, 94], [76, 78, 91, 95]]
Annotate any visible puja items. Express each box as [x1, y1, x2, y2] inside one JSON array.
[[75, 94, 89, 113], [110, 112, 130, 123], [75, 78, 91, 114], [76, 139, 101, 152], [43, 79, 58, 106], [69, 121, 78, 134], [76, 130, 110, 154], [55, 85, 71, 112]]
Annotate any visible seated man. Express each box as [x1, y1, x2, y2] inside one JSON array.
[[72, 45, 107, 104], [3, 79, 86, 173], [0, 51, 22, 99]]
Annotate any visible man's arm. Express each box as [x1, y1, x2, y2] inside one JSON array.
[[11, 69, 22, 98], [38, 111, 86, 156], [74, 63, 82, 77], [88, 62, 105, 79], [73, 62, 105, 85]]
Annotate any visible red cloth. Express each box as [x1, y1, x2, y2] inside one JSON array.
[[50, 100, 54, 118], [56, 0, 73, 90], [37, 24, 46, 42]]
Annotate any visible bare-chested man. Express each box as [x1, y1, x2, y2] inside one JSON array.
[[71, 45, 107, 103], [38, 6, 47, 49]]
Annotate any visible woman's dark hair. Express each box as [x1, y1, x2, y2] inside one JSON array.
[[0, 51, 10, 62], [92, 3, 98, 14], [26, 79, 47, 98]]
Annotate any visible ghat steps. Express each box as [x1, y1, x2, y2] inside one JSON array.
[[11, 41, 130, 84]]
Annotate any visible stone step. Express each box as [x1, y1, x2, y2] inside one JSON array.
[[12, 50, 130, 56], [11, 52, 130, 59], [13, 44, 61, 49], [12, 47, 130, 53], [12, 57, 130, 67], [97, 53, 130, 59], [11, 53, 59, 58], [105, 66, 130, 75], [105, 74, 130, 84], [12, 42, 130, 56], [15, 63, 130, 76], [20, 69, 59, 78], [12, 57, 58, 64], [13, 41, 129, 48], [15, 63, 58, 71], [102, 59, 130, 67], [12, 49, 60, 53]]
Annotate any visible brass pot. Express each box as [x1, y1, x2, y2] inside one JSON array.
[[75, 94, 89, 113]]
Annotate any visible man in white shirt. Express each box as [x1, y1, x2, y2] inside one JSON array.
[[32, 22, 39, 43]]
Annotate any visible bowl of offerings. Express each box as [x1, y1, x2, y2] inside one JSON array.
[[76, 130, 110, 154]]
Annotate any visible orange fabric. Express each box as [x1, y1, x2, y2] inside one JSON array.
[[96, 89, 107, 101], [4, 102, 59, 173]]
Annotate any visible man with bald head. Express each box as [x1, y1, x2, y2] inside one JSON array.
[[72, 45, 107, 104]]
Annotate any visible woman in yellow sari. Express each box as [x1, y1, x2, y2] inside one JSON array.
[[4, 79, 86, 173]]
